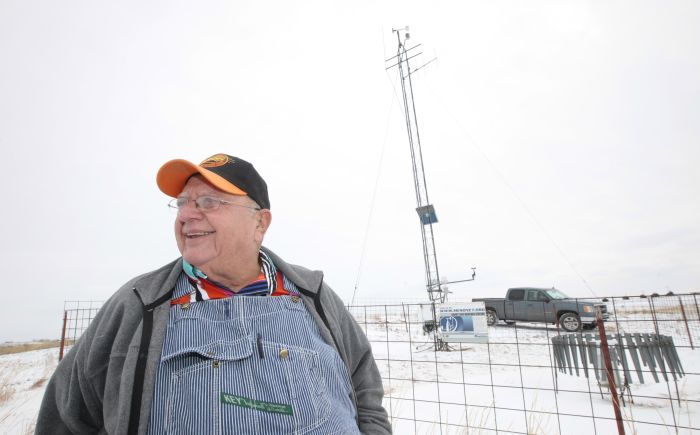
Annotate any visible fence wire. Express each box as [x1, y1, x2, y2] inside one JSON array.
[[59, 293, 700, 434], [59, 300, 103, 360], [347, 293, 700, 435]]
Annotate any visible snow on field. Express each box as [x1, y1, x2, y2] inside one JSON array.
[[0, 348, 57, 435]]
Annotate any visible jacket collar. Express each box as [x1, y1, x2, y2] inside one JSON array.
[[261, 246, 324, 294], [133, 247, 323, 305], [132, 258, 183, 305]]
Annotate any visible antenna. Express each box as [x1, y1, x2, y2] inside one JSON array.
[[386, 28, 476, 350], [386, 28, 476, 303], [386, 27, 443, 305]]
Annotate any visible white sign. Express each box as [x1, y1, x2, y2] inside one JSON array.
[[437, 302, 489, 343]]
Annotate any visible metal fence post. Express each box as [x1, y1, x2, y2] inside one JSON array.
[[678, 296, 694, 349], [59, 310, 68, 361], [596, 307, 626, 435]]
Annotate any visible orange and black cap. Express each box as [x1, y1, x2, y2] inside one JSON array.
[[157, 153, 270, 210]]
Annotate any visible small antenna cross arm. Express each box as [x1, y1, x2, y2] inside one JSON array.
[[384, 43, 422, 70], [442, 268, 477, 285]]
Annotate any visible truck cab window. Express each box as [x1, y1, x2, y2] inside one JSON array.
[[509, 289, 524, 300], [528, 290, 548, 301]]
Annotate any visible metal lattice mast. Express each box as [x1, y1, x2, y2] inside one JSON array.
[[387, 29, 444, 303]]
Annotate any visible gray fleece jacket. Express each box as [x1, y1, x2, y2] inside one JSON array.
[[36, 248, 391, 434]]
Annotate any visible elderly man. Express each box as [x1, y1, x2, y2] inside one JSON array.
[[37, 154, 391, 434]]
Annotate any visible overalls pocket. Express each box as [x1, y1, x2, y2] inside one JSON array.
[[162, 337, 253, 435], [237, 340, 330, 434]]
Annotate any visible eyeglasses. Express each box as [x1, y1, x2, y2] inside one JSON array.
[[168, 196, 262, 213]]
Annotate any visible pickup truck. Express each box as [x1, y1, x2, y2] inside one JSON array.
[[472, 287, 608, 332]]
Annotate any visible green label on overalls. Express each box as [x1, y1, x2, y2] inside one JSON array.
[[220, 392, 293, 416]]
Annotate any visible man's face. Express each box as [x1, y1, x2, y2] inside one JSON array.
[[174, 176, 271, 277]]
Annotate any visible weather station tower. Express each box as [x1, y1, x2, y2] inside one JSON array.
[[385, 28, 476, 347]]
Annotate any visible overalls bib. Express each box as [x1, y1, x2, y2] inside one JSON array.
[[148, 290, 361, 435]]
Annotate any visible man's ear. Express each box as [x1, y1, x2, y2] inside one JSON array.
[[255, 210, 272, 243]]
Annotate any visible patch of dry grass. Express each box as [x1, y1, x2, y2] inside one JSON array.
[[0, 363, 19, 407], [21, 421, 36, 435], [0, 340, 63, 356], [0, 384, 13, 406], [1, 348, 58, 432]]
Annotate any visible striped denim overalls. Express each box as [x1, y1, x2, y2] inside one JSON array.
[[147, 276, 361, 435]]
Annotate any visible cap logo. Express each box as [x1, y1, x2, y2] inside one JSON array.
[[200, 154, 231, 168]]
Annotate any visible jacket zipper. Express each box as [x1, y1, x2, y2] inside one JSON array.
[[129, 288, 173, 435]]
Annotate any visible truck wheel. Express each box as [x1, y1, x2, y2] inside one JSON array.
[[559, 312, 581, 332], [486, 309, 498, 326]]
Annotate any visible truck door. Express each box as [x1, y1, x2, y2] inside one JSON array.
[[506, 289, 527, 320], [526, 289, 552, 322]]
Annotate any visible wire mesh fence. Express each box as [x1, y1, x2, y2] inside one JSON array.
[[58, 300, 103, 360], [347, 293, 700, 435], [59, 293, 700, 434]]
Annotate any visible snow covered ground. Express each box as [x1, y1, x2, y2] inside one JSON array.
[[360, 306, 700, 435], [0, 348, 57, 435], [374, 327, 700, 434]]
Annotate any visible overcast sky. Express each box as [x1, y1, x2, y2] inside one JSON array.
[[1, 1, 698, 342]]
